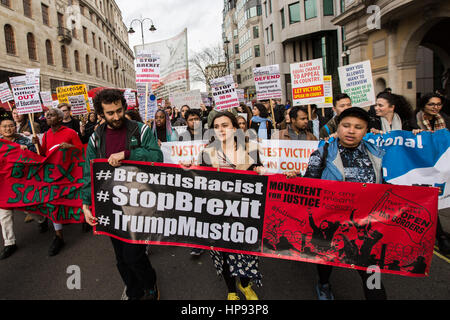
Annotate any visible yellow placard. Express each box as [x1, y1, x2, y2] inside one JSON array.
[[56, 84, 91, 112]]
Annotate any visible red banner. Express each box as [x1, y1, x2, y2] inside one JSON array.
[[0, 138, 84, 223], [263, 174, 438, 277]]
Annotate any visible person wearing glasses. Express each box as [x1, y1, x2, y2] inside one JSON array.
[[412, 93, 449, 132], [412, 93, 450, 255]]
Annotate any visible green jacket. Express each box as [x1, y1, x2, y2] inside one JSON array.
[[81, 119, 163, 205]]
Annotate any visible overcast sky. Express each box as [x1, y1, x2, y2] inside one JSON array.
[[115, 0, 224, 56]]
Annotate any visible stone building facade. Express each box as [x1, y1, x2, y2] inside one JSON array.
[[0, 0, 135, 94]]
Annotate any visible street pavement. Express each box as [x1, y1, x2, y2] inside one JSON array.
[[0, 209, 449, 300]]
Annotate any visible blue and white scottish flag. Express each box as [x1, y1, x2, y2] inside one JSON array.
[[365, 129, 450, 209]]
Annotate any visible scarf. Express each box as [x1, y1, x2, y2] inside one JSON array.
[[251, 116, 271, 140], [380, 112, 402, 133], [416, 111, 446, 131]]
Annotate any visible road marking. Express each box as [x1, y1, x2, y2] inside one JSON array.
[[434, 248, 450, 264]]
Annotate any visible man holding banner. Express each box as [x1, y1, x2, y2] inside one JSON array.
[[32, 108, 83, 256], [303, 107, 387, 300], [82, 89, 163, 300]]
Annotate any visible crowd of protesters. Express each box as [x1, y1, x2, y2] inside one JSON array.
[[0, 87, 449, 301]]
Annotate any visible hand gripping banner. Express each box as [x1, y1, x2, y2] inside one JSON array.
[[0, 139, 84, 223], [91, 160, 439, 277]]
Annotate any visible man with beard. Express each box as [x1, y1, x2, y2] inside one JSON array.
[[32, 108, 84, 256], [81, 89, 163, 300]]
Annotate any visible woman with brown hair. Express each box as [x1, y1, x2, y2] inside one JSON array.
[[184, 111, 264, 300]]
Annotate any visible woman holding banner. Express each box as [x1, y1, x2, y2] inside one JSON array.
[[369, 92, 416, 134], [189, 111, 264, 300], [299, 107, 388, 300], [412, 93, 450, 254]]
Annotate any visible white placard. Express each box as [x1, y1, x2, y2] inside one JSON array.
[[40, 91, 53, 108], [338, 60, 376, 108], [67, 95, 88, 115], [0, 82, 13, 103], [169, 89, 203, 109], [12, 85, 43, 115], [211, 75, 240, 111], [253, 64, 282, 100], [135, 52, 161, 84], [291, 58, 325, 105]]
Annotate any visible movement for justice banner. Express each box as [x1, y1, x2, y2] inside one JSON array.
[[92, 160, 439, 277], [0, 139, 84, 223]]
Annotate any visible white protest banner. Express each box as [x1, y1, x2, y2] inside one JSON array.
[[135, 29, 189, 98], [169, 89, 203, 109], [0, 82, 13, 103], [253, 64, 282, 100], [12, 85, 43, 115], [138, 89, 158, 122], [67, 95, 88, 115], [211, 75, 240, 111], [291, 58, 325, 106], [124, 89, 137, 107], [135, 52, 160, 84], [40, 91, 53, 108], [259, 140, 319, 175], [338, 60, 376, 108], [317, 75, 333, 109], [161, 140, 209, 165]]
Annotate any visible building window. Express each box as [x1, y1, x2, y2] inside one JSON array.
[[253, 26, 259, 39], [304, 0, 317, 20], [265, 27, 269, 44], [255, 45, 260, 57], [92, 32, 96, 48], [281, 8, 286, 29], [45, 40, 53, 64], [83, 26, 88, 43], [323, 0, 334, 15], [74, 50, 80, 72], [27, 33, 37, 60], [1, 0, 10, 8], [269, 0, 272, 13], [270, 24, 274, 42], [86, 55, 91, 74], [4, 24, 16, 55], [42, 3, 50, 26], [288, 2, 301, 24], [235, 44, 239, 54], [23, 0, 32, 18], [95, 58, 99, 77], [61, 45, 69, 69]]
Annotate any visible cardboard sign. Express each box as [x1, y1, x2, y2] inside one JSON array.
[[12, 85, 43, 115], [211, 75, 240, 111], [253, 64, 282, 100], [291, 59, 325, 105], [0, 82, 13, 103], [169, 90, 203, 109], [135, 53, 161, 84], [67, 95, 88, 115], [338, 60, 376, 108], [56, 84, 91, 112]]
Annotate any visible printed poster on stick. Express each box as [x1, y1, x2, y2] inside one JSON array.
[[91, 161, 438, 277], [253, 64, 282, 100], [211, 75, 240, 111], [67, 95, 88, 115], [0, 82, 13, 103], [56, 84, 91, 112], [338, 60, 376, 108], [135, 53, 161, 84], [12, 85, 43, 115], [291, 58, 325, 106]]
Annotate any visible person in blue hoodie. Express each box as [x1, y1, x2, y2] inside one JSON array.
[[303, 107, 387, 301]]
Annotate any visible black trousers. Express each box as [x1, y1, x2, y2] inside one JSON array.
[[110, 238, 156, 299], [317, 264, 387, 300]]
